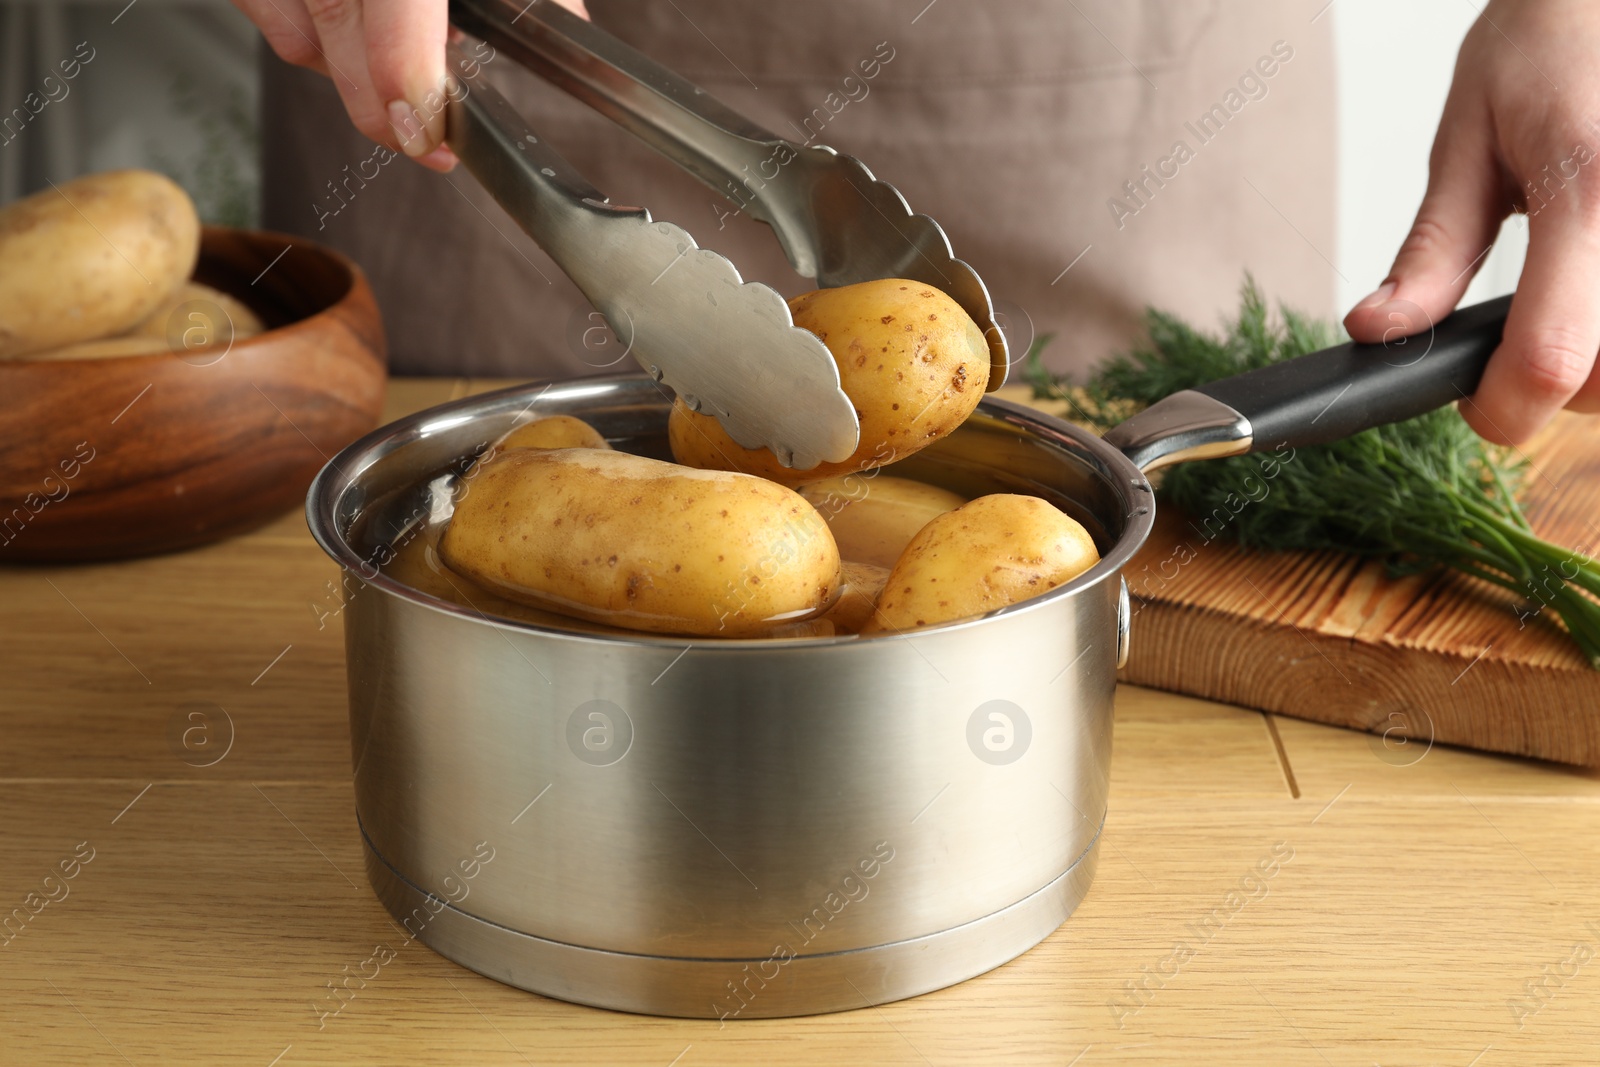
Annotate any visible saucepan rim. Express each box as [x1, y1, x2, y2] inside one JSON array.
[[305, 373, 1155, 650]]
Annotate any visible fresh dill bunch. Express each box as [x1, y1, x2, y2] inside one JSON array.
[[1026, 278, 1600, 668]]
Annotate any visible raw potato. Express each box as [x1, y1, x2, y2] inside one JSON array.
[[800, 475, 967, 569], [20, 336, 171, 362], [862, 494, 1099, 635], [440, 448, 841, 637], [24, 281, 261, 362], [128, 281, 264, 343], [0, 170, 200, 358], [493, 415, 611, 452], [819, 561, 890, 634], [669, 278, 990, 485]]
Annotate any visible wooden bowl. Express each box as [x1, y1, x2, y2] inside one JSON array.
[[0, 226, 387, 561]]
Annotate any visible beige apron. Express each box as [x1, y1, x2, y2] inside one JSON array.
[[261, 0, 1335, 379]]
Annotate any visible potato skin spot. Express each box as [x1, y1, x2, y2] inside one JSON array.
[[669, 278, 986, 489]]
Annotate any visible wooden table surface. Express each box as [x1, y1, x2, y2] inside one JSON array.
[[3, 378, 1599, 1066]]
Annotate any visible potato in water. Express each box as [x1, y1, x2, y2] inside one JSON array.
[[800, 475, 966, 570], [863, 494, 1099, 634], [440, 448, 840, 637], [493, 415, 611, 452], [460, 416, 611, 481], [819, 561, 891, 634], [669, 278, 989, 485]]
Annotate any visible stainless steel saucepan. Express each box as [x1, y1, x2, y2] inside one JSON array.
[[307, 297, 1509, 1018]]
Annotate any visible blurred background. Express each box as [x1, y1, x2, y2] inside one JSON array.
[[0, 0, 257, 225], [0, 0, 1526, 346]]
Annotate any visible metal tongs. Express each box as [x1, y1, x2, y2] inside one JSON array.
[[443, 0, 1008, 470]]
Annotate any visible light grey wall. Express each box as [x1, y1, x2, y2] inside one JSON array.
[[1332, 0, 1526, 309]]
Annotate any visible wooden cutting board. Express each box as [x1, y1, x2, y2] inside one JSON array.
[[998, 387, 1600, 766]]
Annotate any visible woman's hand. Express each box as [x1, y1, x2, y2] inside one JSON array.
[[232, 0, 590, 173], [1343, 0, 1600, 443]]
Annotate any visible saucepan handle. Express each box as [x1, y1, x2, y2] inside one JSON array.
[[1102, 295, 1511, 472]]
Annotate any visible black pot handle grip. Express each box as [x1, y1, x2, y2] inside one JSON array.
[[1196, 295, 1510, 449]]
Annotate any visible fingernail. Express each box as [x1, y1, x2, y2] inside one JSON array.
[[1353, 280, 1398, 311], [417, 144, 459, 173], [387, 99, 430, 157]]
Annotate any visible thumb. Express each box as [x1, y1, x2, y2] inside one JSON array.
[[1343, 94, 1507, 345]]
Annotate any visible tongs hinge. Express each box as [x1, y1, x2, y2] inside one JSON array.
[[445, 41, 860, 469]]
